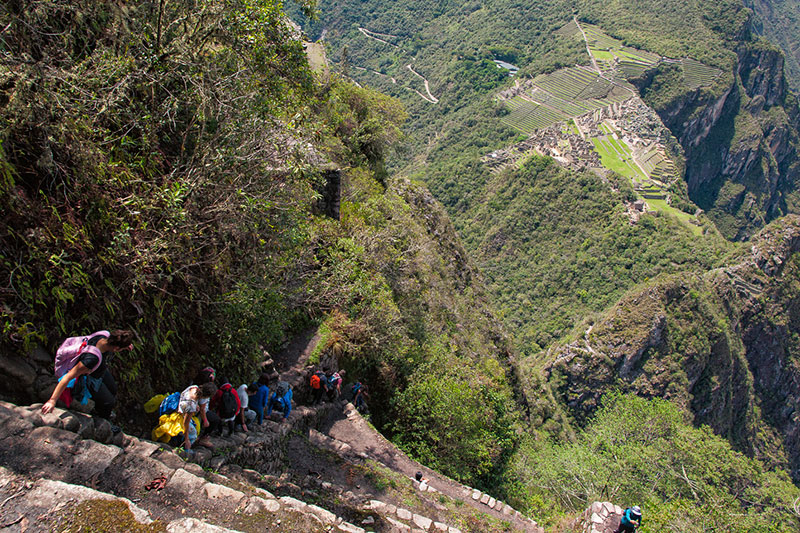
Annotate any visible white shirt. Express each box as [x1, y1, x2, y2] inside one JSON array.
[[237, 384, 249, 409]]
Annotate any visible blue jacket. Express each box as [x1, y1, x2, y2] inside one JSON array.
[[249, 384, 269, 411], [621, 508, 641, 527], [267, 388, 293, 419]]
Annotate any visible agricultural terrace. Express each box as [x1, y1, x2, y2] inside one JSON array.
[[501, 67, 632, 134], [680, 58, 722, 88], [558, 20, 721, 87]]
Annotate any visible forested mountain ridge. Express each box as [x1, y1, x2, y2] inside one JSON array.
[[542, 215, 800, 478], [745, 0, 800, 92], [2, 0, 800, 531], [306, 0, 800, 240], [0, 0, 524, 492]]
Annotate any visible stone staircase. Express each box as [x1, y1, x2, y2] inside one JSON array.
[[0, 398, 542, 532], [0, 400, 363, 532]]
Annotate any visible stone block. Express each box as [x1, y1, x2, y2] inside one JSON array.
[[280, 495, 308, 511], [488, 497, 496, 508], [480, 494, 490, 505], [338, 522, 365, 533], [72, 439, 122, 479], [448, 528, 462, 533], [40, 407, 73, 431], [111, 431, 125, 447], [386, 517, 411, 532], [94, 418, 113, 443], [502, 504, 514, 516], [166, 517, 239, 532], [71, 411, 95, 439], [183, 462, 205, 478], [168, 468, 207, 495], [367, 500, 386, 512], [307, 503, 338, 524], [203, 482, 245, 504], [244, 496, 281, 514], [125, 438, 162, 458], [208, 455, 226, 471], [25, 479, 151, 524], [471, 489, 480, 501], [412, 514, 432, 530], [229, 432, 247, 445], [433, 522, 448, 531], [396, 507, 412, 520], [0, 415, 34, 437]]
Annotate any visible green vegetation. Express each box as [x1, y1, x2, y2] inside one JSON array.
[[746, 0, 800, 91], [58, 500, 166, 532], [505, 394, 800, 531], [0, 0, 523, 493], [457, 156, 734, 352]]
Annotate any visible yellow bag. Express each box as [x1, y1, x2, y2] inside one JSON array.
[[151, 412, 200, 443], [144, 394, 168, 414]]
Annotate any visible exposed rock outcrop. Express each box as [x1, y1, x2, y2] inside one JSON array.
[[638, 42, 800, 240], [546, 215, 800, 478]]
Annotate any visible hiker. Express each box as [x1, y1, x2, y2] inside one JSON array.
[[327, 369, 345, 400], [210, 378, 241, 436], [152, 382, 217, 451], [42, 329, 134, 421], [193, 366, 222, 437], [248, 373, 270, 425], [415, 471, 430, 491], [267, 377, 292, 421], [352, 381, 369, 413], [236, 383, 256, 432], [614, 506, 642, 533], [310, 369, 328, 404]]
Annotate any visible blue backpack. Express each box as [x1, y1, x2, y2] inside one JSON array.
[[159, 392, 181, 416]]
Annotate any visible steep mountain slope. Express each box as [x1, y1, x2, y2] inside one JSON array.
[[306, 0, 800, 240], [745, 0, 800, 92], [0, 0, 524, 494], [542, 215, 800, 478]]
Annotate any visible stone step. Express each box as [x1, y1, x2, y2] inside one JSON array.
[[0, 401, 366, 533]]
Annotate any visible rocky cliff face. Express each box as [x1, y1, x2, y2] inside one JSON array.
[[546, 215, 800, 479], [640, 43, 800, 240]]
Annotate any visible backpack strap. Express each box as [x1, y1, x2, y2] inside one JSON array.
[[81, 330, 110, 374], [81, 346, 104, 374]]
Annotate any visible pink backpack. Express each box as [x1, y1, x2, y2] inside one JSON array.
[[54, 330, 109, 378]]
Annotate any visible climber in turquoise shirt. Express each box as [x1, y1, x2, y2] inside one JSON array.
[[614, 505, 642, 533]]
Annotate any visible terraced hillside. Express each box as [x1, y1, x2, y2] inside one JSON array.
[[494, 23, 711, 224], [500, 67, 633, 134], [558, 19, 722, 87]]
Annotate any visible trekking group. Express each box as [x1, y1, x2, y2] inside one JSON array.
[[41, 328, 364, 454]]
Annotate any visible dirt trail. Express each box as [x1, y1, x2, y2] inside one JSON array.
[[274, 328, 541, 530], [271, 327, 321, 396], [319, 406, 541, 531], [406, 64, 439, 103], [574, 17, 601, 74], [358, 27, 401, 49]]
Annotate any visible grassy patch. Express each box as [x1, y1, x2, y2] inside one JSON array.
[[56, 500, 166, 532]]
